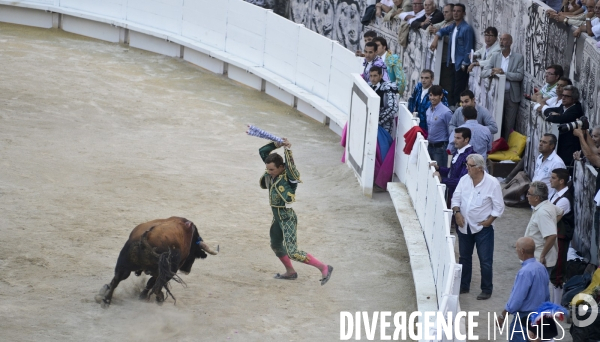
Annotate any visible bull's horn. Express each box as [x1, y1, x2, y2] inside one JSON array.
[[199, 241, 219, 255]]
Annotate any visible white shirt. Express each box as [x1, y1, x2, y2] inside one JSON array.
[[549, 186, 571, 215], [595, 189, 600, 206], [452, 144, 472, 164], [568, 246, 588, 262], [533, 96, 562, 113], [407, 9, 426, 24], [381, 51, 388, 64], [364, 60, 373, 75], [532, 151, 566, 199], [451, 26, 458, 64], [591, 17, 600, 41], [451, 172, 505, 234], [501, 52, 511, 91], [399, 11, 414, 21], [420, 86, 430, 102], [525, 200, 563, 267]]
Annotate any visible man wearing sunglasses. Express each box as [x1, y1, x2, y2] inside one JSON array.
[[543, 85, 584, 167], [533, 77, 572, 114]]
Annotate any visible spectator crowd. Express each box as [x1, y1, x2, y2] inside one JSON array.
[[356, 0, 600, 340]]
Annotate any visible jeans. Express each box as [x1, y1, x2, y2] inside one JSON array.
[[458, 225, 494, 293], [428, 142, 448, 168], [509, 312, 532, 342]]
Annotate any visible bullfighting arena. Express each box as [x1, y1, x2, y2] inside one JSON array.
[[0, 23, 415, 340]]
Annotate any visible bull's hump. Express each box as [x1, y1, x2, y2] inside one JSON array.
[[128, 217, 192, 249]]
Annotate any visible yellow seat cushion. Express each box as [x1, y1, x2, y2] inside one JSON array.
[[487, 131, 527, 162]]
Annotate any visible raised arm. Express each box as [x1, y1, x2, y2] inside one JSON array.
[[259, 142, 279, 163], [284, 148, 302, 183]]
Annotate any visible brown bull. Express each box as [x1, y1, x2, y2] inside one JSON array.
[[98, 217, 218, 308]]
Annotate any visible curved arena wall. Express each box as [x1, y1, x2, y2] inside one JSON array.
[[0, 0, 363, 137]]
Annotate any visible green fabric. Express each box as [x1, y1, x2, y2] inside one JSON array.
[[260, 142, 306, 261], [259, 142, 301, 207], [269, 207, 307, 262]]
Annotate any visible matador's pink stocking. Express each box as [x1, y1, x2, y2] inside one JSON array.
[[304, 253, 328, 277], [278, 255, 293, 269]]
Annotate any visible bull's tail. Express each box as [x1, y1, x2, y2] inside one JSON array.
[[150, 248, 186, 305]]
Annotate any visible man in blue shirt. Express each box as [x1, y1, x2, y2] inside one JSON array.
[[497, 237, 550, 342], [448, 106, 493, 160], [407, 69, 448, 132], [448, 90, 498, 136], [426, 85, 453, 167], [429, 3, 474, 107]]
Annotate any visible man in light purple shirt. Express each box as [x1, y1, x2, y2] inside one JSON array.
[[426, 85, 453, 167]]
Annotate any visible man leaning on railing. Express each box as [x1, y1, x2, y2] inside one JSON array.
[[480, 33, 524, 141]]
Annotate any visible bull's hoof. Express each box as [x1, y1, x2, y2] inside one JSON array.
[[155, 291, 164, 305], [99, 284, 110, 295], [139, 289, 149, 300], [101, 298, 111, 309], [95, 285, 110, 303]]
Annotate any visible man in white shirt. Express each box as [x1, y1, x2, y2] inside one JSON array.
[[452, 154, 505, 300], [525, 181, 563, 278], [549, 168, 574, 304], [534, 77, 572, 114], [532, 134, 566, 198], [398, 0, 425, 24], [467, 26, 500, 72], [375, 0, 395, 18], [573, 0, 600, 40]]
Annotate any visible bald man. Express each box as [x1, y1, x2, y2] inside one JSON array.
[[497, 237, 550, 342], [481, 34, 524, 140]]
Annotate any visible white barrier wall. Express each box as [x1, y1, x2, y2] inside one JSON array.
[[0, 0, 363, 138], [390, 106, 465, 341], [181, 0, 228, 51], [346, 74, 380, 198]]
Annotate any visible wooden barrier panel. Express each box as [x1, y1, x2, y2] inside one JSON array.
[[263, 11, 300, 84], [59, 0, 126, 19], [225, 0, 267, 67], [126, 0, 183, 35], [296, 29, 333, 101], [346, 74, 379, 197], [328, 42, 363, 116], [181, 0, 229, 50]]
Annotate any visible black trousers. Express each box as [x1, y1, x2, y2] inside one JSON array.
[[449, 64, 469, 106]]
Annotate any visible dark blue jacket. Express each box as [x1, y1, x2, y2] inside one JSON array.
[[439, 145, 474, 201], [407, 82, 449, 132], [436, 20, 475, 71]]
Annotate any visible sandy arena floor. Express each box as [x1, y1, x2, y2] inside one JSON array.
[[0, 23, 415, 341]]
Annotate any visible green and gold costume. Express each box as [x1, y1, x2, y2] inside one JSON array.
[[259, 142, 308, 263]]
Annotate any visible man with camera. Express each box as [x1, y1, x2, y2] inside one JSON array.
[[573, 126, 600, 164], [542, 85, 585, 168]]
